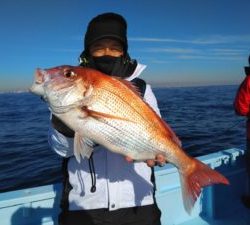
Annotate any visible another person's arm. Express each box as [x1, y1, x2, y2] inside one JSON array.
[[234, 76, 250, 116]]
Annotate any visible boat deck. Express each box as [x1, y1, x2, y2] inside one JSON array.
[[0, 148, 249, 225]]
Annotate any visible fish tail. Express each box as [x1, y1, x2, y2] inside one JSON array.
[[180, 158, 229, 214]]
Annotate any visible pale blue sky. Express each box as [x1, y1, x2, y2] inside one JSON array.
[[0, 0, 250, 91]]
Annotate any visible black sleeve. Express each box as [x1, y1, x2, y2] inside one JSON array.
[[51, 114, 75, 138]]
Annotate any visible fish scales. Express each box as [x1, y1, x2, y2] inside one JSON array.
[[87, 84, 164, 158], [96, 84, 166, 137], [83, 114, 159, 160], [93, 86, 147, 123]]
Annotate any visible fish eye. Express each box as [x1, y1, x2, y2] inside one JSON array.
[[64, 70, 77, 78]]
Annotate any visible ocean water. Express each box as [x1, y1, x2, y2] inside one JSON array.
[[0, 85, 245, 192]]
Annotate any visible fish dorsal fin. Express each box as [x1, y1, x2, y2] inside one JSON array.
[[74, 132, 94, 163], [112, 77, 143, 98]]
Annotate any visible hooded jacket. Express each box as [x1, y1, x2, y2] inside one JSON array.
[[234, 66, 250, 140]]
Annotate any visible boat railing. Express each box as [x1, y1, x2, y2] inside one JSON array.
[[0, 148, 249, 225]]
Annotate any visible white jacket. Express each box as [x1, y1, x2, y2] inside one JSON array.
[[48, 64, 161, 211]]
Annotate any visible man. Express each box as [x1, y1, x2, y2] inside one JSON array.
[[234, 54, 250, 208], [49, 12, 163, 225]]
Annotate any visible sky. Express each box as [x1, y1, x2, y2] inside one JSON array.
[[0, 0, 250, 91]]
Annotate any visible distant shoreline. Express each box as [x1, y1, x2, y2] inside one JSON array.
[[0, 83, 239, 94], [152, 83, 239, 89]]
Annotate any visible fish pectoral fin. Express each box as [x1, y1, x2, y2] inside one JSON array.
[[74, 132, 94, 163], [81, 106, 132, 122]]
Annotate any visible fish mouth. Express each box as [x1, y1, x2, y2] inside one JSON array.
[[34, 68, 50, 84], [49, 99, 84, 114], [30, 67, 85, 114], [29, 69, 50, 95]]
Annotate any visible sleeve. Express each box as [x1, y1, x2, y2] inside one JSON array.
[[48, 121, 74, 158], [143, 84, 161, 116], [234, 76, 250, 116]]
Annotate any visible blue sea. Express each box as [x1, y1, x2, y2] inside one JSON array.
[[0, 85, 245, 193]]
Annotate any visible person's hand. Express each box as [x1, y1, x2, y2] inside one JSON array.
[[146, 154, 167, 167], [125, 154, 167, 167], [51, 114, 75, 138]]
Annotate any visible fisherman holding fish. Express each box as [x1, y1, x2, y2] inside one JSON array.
[[234, 54, 250, 209], [30, 12, 229, 225], [49, 13, 163, 225]]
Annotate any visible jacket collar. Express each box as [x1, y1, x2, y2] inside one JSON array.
[[126, 63, 146, 81]]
